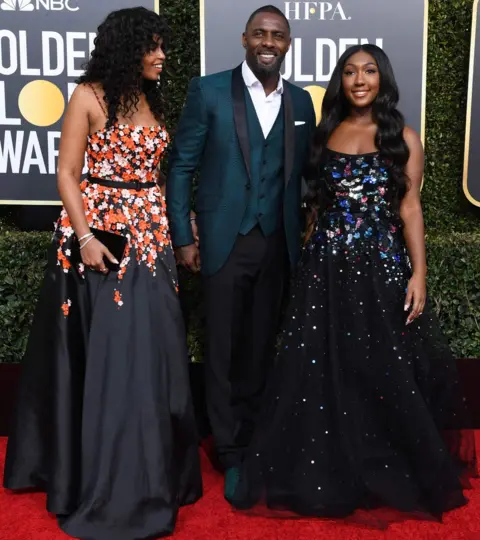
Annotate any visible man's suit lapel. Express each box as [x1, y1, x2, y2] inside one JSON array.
[[283, 82, 295, 186], [231, 64, 252, 180]]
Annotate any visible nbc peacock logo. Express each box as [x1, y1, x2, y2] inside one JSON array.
[[0, 0, 79, 11], [0, 0, 34, 10]]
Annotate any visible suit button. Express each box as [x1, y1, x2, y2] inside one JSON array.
[[261, 177, 266, 182], [246, 183, 251, 190], [258, 213, 264, 217], [260, 194, 265, 199]]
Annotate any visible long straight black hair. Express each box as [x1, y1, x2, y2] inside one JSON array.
[[305, 44, 410, 215]]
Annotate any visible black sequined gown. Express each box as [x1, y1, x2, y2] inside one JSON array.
[[232, 150, 476, 522]]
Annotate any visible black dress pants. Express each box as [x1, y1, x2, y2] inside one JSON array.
[[203, 226, 288, 468]]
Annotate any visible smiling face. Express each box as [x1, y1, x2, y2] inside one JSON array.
[[342, 50, 380, 109], [142, 36, 166, 81], [242, 12, 291, 77]]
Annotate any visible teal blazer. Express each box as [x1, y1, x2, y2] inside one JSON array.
[[167, 64, 316, 276]]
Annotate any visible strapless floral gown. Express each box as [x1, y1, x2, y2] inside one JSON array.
[[232, 150, 476, 525], [3, 124, 202, 540]]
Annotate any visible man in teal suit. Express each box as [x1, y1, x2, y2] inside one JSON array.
[[167, 5, 316, 500]]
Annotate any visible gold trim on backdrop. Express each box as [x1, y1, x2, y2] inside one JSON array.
[[200, 0, 206, 75], [421, 0, 429, 147], [418, 0, 429, 189], [0, 200, 62, 206], [463, 0, 480, 207], [0, 195, 62, 206], [419, 0, 429, 189]]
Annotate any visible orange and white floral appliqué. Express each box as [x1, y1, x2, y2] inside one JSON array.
[[113, 290, 123, 308], [54, 124, 177, 307], [61, 299, 72, 317]]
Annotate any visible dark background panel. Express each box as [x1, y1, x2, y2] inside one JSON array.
[[0, 0, 156, 206], [203, 0, 426, 134]]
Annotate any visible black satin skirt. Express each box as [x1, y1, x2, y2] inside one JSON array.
[[3, 243, 202, 540]]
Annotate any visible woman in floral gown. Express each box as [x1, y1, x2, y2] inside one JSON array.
[[3, 8, 202, 540], [231, 44, 476, 526]]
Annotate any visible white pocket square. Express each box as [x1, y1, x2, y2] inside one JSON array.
[[295, 121, 306, 126]]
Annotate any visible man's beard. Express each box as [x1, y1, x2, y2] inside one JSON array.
[[254, 55, 284, 75]]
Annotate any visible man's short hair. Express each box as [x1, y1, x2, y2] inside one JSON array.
[[245, 5, 291, 33]]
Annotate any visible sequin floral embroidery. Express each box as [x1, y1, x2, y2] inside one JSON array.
[[306, 151, 410, 285]]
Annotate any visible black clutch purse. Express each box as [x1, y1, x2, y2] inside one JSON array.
[[73, 229, 127, 272]]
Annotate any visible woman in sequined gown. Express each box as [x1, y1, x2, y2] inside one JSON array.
[[231, 45, 476, 524], [3, 8, 202, 540]]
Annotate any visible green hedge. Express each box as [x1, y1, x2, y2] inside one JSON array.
[[423, 0, 480, 232], [0, 231, 49, 363], [1, 0, 480, 361], [426, 233, 480, 356]]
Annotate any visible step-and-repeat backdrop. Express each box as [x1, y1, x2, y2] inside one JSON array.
[[0, 0, 157, 205]]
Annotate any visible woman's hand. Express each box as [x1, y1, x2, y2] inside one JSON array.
[[304, 209, 317, 245], [80, 238, 119, 274], [404, 273, 426, 325], [400, 127, 427, 327]]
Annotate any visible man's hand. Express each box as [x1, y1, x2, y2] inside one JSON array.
[[175, 244, 201, 273], [190, 211, 199, 247]]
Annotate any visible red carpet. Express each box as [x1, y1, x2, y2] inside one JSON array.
[[2, 436, 480, 540]]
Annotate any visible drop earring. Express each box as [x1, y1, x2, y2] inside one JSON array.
[[156, 74, 161, 89]]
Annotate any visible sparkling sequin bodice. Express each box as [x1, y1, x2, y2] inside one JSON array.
[[324, 150, 392, 216], [311, 151, 404, 263]]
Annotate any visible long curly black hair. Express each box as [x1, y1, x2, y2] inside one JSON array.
[[77, 7, 169, 127], [306, 44, 410, 216]]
